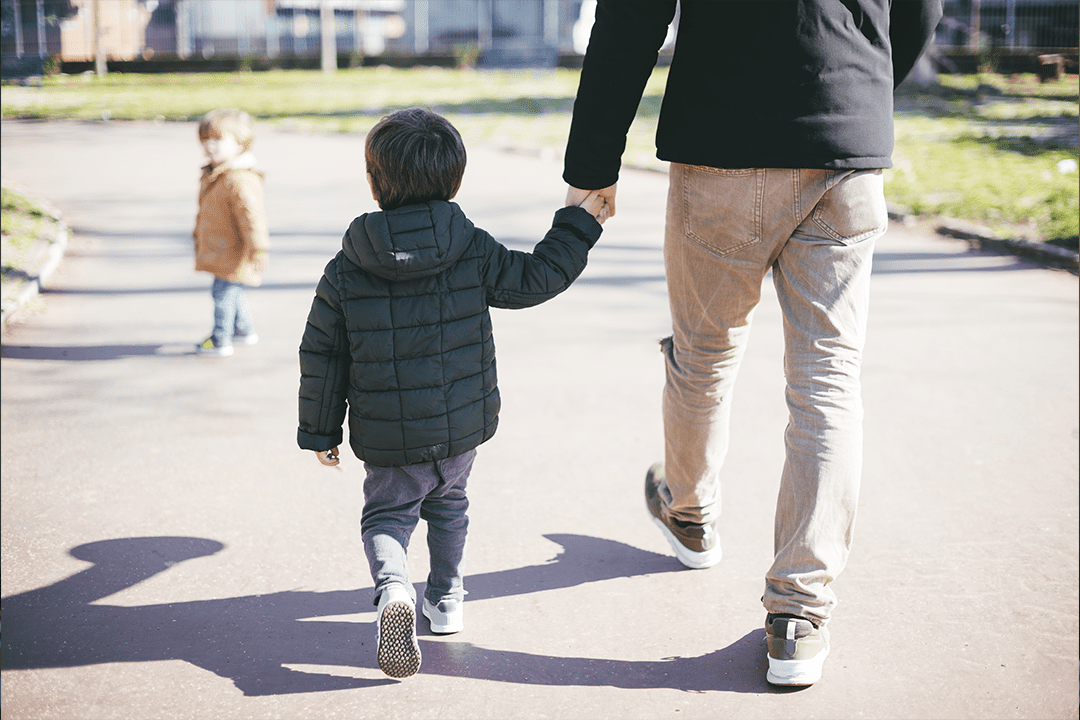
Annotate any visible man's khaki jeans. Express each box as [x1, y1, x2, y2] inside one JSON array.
[[660, 163, 887, 626]]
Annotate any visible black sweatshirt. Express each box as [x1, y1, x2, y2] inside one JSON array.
[[563, 0, 942, 188]]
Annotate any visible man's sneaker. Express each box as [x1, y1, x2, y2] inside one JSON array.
[[376, 584, 421, 678], [195, 337, 233, 358], [765, 614, 830, 686], [422, 597, 463, 635], [232, 330, 259, 346], [644, 463, 721, 569]]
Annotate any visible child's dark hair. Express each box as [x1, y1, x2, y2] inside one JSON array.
[[365, 107, 466, 211]]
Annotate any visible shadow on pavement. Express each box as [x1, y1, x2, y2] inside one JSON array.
[[0, 534, 767, 696], [421, 630, 772, 694], [1, 344, 180, 360], [463, 533, 683, 603], [871, 249, 1033, 274], [38, 281, 318, 296]]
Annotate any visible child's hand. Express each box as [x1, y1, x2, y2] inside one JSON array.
[[578, 192, 611, 225], [566, 184, 616, 225], [315, 448, 340, 466]]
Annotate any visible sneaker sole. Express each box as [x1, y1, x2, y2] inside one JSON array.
[[377, 601, 421, 678], [422, 602, 463, 634], [648, 513, 722, 569], [766, 644, 830, 686]]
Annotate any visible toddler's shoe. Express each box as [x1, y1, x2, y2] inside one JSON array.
[[195, 337, 233, 357], [422, 597, 464, 634], [376, 583, 420, 678], [645, 463, 721, 569], [232, 330, 259, 346], [765, 614, 830, 686]]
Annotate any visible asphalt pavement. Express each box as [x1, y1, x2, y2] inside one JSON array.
[[1, 118, 1077, 720]]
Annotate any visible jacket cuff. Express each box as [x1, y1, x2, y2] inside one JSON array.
[[553, 206, 603, 248], [297, 427, 343, 452], [562, 170, 620, 192]]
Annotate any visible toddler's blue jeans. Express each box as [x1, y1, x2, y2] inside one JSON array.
[[211, 277, 255, 345]]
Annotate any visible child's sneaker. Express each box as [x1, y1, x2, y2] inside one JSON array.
[[195, 337, 233, 357], [422, 597, 463, 634], [765, 614, 830, 686], [232, 330, 259, 346], [376, 584, 420, 678]]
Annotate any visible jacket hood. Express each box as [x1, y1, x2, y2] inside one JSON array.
[[343, 201, 474, 281]]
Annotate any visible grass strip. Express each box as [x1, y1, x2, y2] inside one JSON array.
[[2, 67, 1076, 243]]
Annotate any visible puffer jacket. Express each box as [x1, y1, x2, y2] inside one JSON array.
[[193, 152, 270, 285], [297, 201, 601, 467]]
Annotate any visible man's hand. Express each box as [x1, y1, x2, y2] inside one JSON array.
[[566, 183, 617, 223], [315, 448, 340, 466]]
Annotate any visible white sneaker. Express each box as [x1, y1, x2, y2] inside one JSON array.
[[645, 464, 722, 569], [765, 615, 830, 686], [422, 597, 464, 634], [376, 584, 420, 678], [195, 337, 233, 358]]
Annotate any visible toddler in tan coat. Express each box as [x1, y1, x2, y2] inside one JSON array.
[[193, 109, 270, 357]]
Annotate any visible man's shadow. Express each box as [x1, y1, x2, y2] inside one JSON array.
[[1, 534, 770, 695]]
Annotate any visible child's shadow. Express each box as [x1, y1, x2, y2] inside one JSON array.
[[0, 534, 766, 695]]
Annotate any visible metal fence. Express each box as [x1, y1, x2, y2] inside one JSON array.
[[936, 0, 1079, 51]]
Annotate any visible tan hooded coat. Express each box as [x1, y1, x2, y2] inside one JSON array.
[[193, 153, 269, 285]]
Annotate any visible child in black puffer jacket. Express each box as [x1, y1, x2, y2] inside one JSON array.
[[297, 107, 605, 679]]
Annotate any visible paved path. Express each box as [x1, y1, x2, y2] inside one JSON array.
[[2, 119, 1077, 720]]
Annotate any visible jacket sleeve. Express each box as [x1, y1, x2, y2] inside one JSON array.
[[297, 256, 350, 451], [890, 0, 944, 88], [483, 206, 602, 310], [563, 0, 677, 190], [231, 171, 271, 258]]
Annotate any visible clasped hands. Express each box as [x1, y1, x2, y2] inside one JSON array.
[[566, 183, 617, 225]]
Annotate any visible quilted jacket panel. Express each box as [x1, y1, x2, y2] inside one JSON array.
[[298, 201, 600, 467]]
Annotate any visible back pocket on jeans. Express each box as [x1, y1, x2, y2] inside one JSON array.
[[811, 170, 888, 245], [680, 165, 764, 256]]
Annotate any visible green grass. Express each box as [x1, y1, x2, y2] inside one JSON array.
[[2, 67, 1077, 243], [1, 186, 54, 256], [1, 185, 62, 310], [891, 73, 1079, 242], [0, 67, 580, 134]]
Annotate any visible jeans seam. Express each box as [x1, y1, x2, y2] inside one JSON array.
[[811, 170, 887, 245], [753, 169, 765, 245], [813, 224, 884, 245], [792, 169, 802, 228]]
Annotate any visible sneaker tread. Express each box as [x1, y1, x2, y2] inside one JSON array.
[[378, 601, 420, 678]]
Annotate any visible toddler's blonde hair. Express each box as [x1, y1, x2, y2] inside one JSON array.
[[198, 109, 254, 151]]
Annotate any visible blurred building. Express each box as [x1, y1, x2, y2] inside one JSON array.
[[1, 0, 591, 68], [60, 0, 153, 61]]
